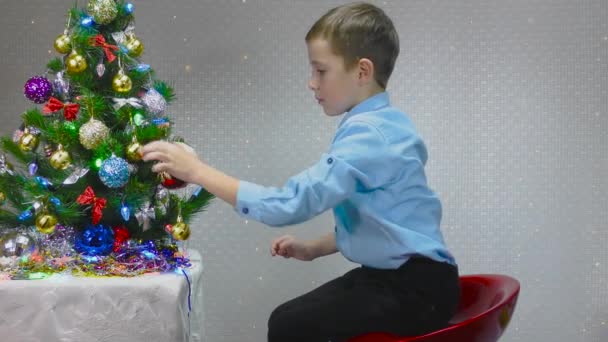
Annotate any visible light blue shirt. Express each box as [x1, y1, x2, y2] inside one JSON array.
[[235, 92, 456, 269]]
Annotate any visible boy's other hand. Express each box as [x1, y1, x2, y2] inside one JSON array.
[[270, 235, 317, 261]]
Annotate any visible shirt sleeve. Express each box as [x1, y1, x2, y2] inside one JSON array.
[[234, 119, 398, 227]]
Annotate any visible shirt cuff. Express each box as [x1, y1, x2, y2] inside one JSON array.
[[234, 180, 265, 221]]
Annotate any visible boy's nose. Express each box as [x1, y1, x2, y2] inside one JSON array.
[[308, 78, 317, 91]]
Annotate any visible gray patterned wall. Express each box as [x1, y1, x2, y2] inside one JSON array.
[[1, 0, 606, 341]]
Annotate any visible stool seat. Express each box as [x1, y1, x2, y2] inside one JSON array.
[[349, 274, 520, 342]]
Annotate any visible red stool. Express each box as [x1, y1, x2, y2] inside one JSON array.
[[349, 274, 520, 342]]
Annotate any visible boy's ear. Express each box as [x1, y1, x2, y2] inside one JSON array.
[[357, 58, 375, 85]]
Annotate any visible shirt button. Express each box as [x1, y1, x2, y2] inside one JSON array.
[[327, 157, 333, 164], [242, 207, 249, 214]]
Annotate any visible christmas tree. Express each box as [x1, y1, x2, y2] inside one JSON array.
[[0, 0, 212, 279]]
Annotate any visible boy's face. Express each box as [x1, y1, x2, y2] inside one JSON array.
[[307, 39, 360, 116]]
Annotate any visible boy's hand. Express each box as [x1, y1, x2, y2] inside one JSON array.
[[270, 235, 317, 261], [141, 141, 203, 184]]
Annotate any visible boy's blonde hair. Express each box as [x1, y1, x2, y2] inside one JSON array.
[[305, 2, 400, 89]]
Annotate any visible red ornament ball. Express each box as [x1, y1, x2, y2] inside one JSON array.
[[160, 171, 186, 189]]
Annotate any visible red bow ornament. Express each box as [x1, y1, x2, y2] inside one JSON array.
[[90, 34, 119, 63], [43, 97, 80, 121], [112, 225, 130, 252], [77, 186, 107, 224]]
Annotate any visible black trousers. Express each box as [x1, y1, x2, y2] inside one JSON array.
[[267, 256, 460, 342]]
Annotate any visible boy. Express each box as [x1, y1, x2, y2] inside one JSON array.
[[142, 2, 459, 341]]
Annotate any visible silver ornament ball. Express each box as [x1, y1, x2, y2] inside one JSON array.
[[0, 231, 38, 258], [141, 89, 167, 116]]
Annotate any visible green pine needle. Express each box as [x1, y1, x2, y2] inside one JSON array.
[[47, 58, 64, 74], [22, 109, 47, 130], [0, 209, 20, 227], [154, 81, 176, 103], [1, 137, 29, 164]]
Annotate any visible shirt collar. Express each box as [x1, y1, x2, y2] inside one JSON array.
[[338, 91, 391, 128]]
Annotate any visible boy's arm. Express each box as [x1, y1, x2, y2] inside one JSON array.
[[271, 231, 338, 261], [192, 162, 239, 207], [234, 120, 398, 227], [310, 232, 338, 259], [143, 120, 400, 228], [140, 141, 240, 207]]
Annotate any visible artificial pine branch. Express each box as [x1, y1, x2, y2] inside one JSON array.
[[182, 190, 215, 220], [0, 209, 20, 228], [1, 137, 29, 164], [153, 81, 176, 103], [0, 173, 27, 210], [137, 123, 171, 143], [22, 109, 47, 131], [47, 58, 64, 74]]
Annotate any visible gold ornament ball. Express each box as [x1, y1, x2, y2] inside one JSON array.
[[54, 34, 72, 54], [112, 70, 132, 93], [87, 0, 118, 25], [36, 213, 58, 234], [125, 35, 144, 57], [19, 132, 39, 152], [171, 221, 191, 240], [66, 51, 88, 74], [126, 140, 143, 162], [0, 192, 6, 205], [79, 118, 110, 150], [50, 147, 72, 170]]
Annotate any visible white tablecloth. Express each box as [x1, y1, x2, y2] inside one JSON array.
[[0, 250, 203, 342]]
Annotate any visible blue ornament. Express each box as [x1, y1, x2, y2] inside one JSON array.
[[99, 156, 130, 188], [18, 208, 33, 222], [35, 176, 53, 190], [81, 16, 95, 27], [28, 162, 38, 175], [75, 224, 114, 256], [152, 118, 169, 126], [125, 3, 135, 14], [135, 64, 151, 73], [50, 197, 62, 207], [120, 203, 131, 221]]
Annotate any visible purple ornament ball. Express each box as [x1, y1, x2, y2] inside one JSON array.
[[24, 76, 53, 104]]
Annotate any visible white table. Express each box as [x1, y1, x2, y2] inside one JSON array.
[[0, 250, 203, 342]]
